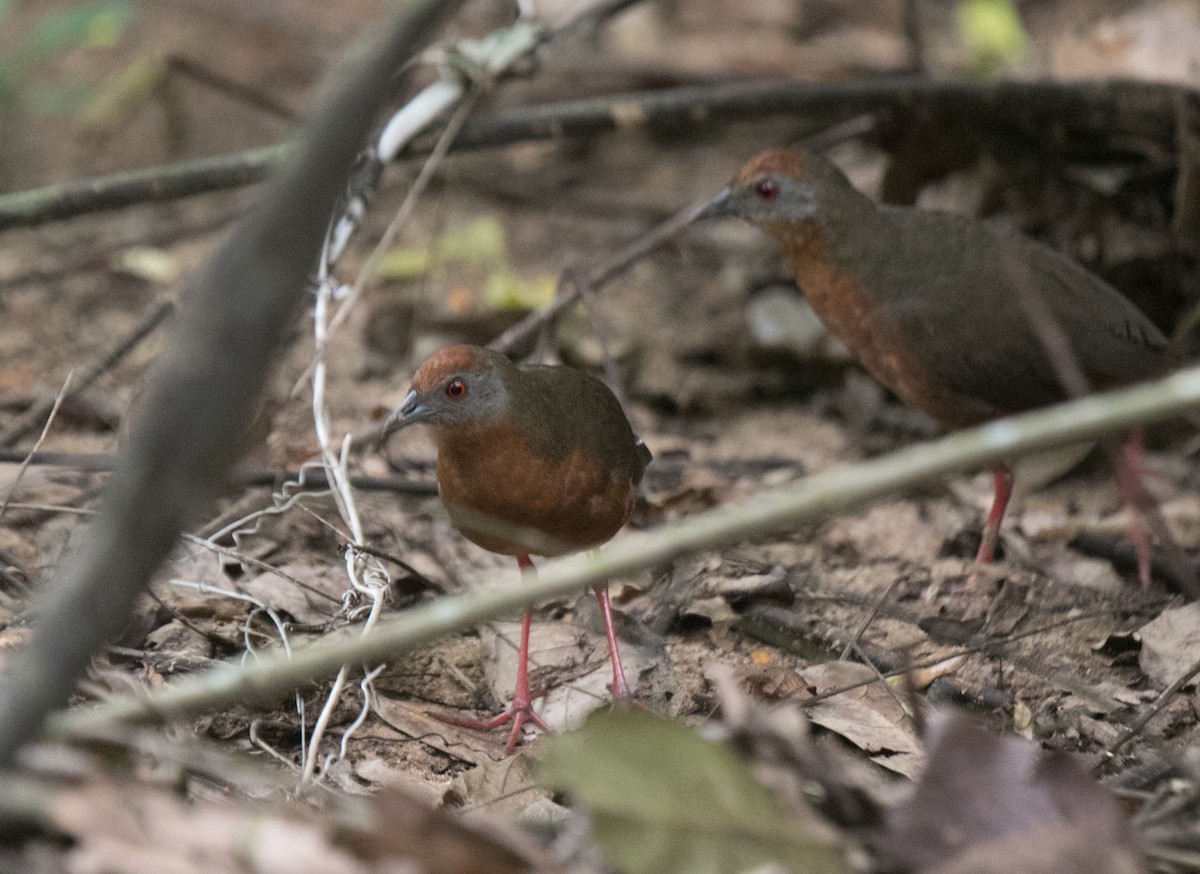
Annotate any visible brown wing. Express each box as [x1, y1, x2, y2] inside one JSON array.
[[515, 363, 649, 488], [868, 208, 1166, 418]]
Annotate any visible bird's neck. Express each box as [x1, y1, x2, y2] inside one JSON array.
[[769, 184, 880, 289]]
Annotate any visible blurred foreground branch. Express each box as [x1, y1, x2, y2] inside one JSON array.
[[0, 0, 463, 768], [49, 362, 1200, 735]]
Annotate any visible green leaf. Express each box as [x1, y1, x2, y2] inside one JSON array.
[[956, 0, 1027, 73], [483, 271, 556, 311], [540, 710, 846, 874], [375, 216, 509, 279]]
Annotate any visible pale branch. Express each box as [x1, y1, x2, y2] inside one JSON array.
[[48, 362, 1200, 735], [1, 77, 1193, 231]]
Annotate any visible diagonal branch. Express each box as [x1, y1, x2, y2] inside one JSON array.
[[0, 0, 465, 768], [48, 361, 1200, 736]]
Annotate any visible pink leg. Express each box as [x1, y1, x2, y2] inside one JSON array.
[[593, 584, 633, 699], [1117, 429, 1153, 587], [436, 554, 548, 752], [975, 463, 1014, 565]]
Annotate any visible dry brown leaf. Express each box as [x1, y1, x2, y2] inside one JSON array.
[[448, 752, 550, 818], [800, 662, 923, 777], [370, 695, 505, 765], [237, 562, 347, 626], [1137, 602, 1200, 687]]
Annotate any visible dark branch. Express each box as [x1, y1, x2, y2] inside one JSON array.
[[1, 77, 1193, 231]]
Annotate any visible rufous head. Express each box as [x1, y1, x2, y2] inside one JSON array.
[[700, 149, 819, 224], [383, 344, 511, 436]]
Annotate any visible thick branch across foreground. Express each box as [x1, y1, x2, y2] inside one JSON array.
[[49, 362, 1200, 736], [0, 0, 463, 769], [1, 77, 1193, 231]]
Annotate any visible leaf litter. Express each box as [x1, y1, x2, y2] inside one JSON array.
[[2, 0, 1200, 872]]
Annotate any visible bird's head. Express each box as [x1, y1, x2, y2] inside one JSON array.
[[700, 149, 819, 225], [383, 344, 511, 437]]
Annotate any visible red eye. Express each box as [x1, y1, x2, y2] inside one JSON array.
[[445, 378, 467, 399], [754, 178, 778, 201]]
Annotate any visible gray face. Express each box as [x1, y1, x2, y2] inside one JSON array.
[[702, 173, 818, 223], [384, 367, 510, 435]]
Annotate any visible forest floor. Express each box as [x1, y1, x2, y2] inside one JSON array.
[[1, 1, 1199, 872]]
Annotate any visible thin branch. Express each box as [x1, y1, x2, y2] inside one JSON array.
[[1102, 654, 1200, 758], [0, 145, 285, 230], [490, 193, 712, 353], [167, 56, 298, 122], [438, 78, 1192, 156], [0, 299, 174, 446], [0, 371, 73, 520], [46, 361, 1200, 735]]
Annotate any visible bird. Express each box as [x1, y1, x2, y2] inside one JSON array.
[[700, 148, 1168, 584], [382, 344, 652, 751]]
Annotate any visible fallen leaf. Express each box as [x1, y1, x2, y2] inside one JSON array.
[[237, 562, 347, 626], [1137, 603, 1200, 687], [541, 709, 846, 874], [370, 696, 504, 765], [801, 662, 923, 777], [449, 753, 550, 817]]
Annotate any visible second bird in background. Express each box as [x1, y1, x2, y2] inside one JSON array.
[[701, 147, 1168, 584]]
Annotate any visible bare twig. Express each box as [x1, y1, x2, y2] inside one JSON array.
[[490, 194, 712, 353], [45, 362, 1200, 735], [838, 577, 901, 662], [0, 145, 285, 230], [1102, 654, 1200, 759], [0, 371, 73, 520], [0, 299, 174, 446], [167, 56, 298, 122]]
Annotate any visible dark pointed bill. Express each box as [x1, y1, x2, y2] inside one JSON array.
[[383, 388, 430, 437], [696, 186, 733, 220]]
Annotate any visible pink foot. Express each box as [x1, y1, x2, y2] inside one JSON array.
[[435, 556, 549, 753], [1118, 429, 1153, 587], [435, 691, 549, 753], [594, 584, 634, 699], [975, 463, 1014, 565]]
